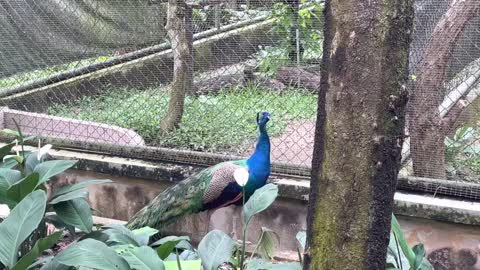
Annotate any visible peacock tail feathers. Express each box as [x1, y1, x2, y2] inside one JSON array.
[[126, 160, 248, 230]]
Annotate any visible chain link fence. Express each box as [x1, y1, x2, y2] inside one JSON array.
[[0, 0, 479, 198]]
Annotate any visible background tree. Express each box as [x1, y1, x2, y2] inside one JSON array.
[[407, 0, 480, 179], [160, 0, 194, 133], [304, 0, 414, 269]]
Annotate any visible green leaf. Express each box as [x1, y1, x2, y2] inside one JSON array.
[[53, 198, 93, 233], [0, 158, 19, 169], [120, 246, 164, 270], [387, 230, 409, 269], [34, 160, 77, 185], [296, 231, 306, 251], [0, 169, 22, 207], [164, 260, 202, 270], [40, 257, 71, 270], [412, 244, 425, 270], [3, 155, 24, 165], [6, 173, 40, 203], [247, 259, 302, 270], [152, 236, 191, 260], [0, 190, 47, 268], [243, 184, 278, 226], [390, 214, 415, 267], [11, 231, 63, 270], [198, 230, 236, 270], [255, 227, 279, 261], [49, 188, 89, 205], [27, 255, 54, 270], [0, 143, 15, 160], [1, 129, 20, 138], [25, 152, 42, 174], [104, 224, 147, 246], [132, 226, 159, 238], [51, 179, 112, 198], [54, 239, 131, 270]]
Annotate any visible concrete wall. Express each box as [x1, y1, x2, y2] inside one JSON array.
[[51, 167, 480, 269]]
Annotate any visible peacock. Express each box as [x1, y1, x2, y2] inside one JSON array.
[[127, 112, 271, 230]]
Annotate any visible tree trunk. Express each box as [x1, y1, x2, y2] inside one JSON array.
[[408, 0, 480, 179], [160, 0, 194, 133], [286, 0, 303, 63], [304, 0, 413, 269]]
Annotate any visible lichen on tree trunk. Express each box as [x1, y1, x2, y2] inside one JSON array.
[[304, 0, 414, 269], [160, 0, 194, 133]]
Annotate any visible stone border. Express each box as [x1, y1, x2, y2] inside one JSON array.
[[0, 107, 144, 146]]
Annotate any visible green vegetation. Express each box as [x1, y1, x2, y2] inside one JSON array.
[[48, 85, 317, 154], [254, 0, 323, 76], [445, 125, 480, 180]]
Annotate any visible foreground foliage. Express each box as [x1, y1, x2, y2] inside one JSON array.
[[0, 126, 111, 270]]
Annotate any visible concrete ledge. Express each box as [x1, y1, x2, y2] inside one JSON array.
[[1, 143, 480, 226]]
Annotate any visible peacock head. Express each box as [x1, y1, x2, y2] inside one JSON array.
[[256, 112, 270, 127]]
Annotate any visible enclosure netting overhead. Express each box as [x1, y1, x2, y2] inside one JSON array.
[[0, 0, 479, 199]]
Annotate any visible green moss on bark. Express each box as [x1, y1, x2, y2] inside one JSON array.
[[304, 0, 414, 269]]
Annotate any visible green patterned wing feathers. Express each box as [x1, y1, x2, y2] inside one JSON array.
[[126, 167, 213, 230]]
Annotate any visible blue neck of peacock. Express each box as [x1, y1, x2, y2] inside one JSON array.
[[246, 124, 271, 185]]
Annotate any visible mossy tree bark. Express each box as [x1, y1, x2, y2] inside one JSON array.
[[408, 0, 480, 179], [304, 0, 414, 269], [160, 0, 194, 133]]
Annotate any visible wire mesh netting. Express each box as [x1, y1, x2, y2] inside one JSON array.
[[0, 0, 479, 198]]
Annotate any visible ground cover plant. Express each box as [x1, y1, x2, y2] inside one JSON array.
[[48, 84, 317, 154]]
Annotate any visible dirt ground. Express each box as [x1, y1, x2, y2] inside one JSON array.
[[243, 120, 316, 167]]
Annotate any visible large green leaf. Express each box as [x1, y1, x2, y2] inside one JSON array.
[[6, 173, 40, 203], [0, 190, 47, 268], [49, 189, 89, 205], [387, 230, 409, 269], [11, 231, 63, 270], [25, 152, 41, 175], [152, 236, 190, 260], [0, 169, 22, 207], [390, 214, 415, 267], [198, 230, 236, 270], [255, 227, 279, 261], [132, 226, 159, 238], [3, 155, 24, 165], [247, 259, 302, 270], [54, 239, 131, 270], [0, 169, 22, 192], [34, 160, 77, 185], [0, 143, 15, 160], [120, 246, 164, 270], [0, 159, 19, 169], [1, 129, 21, 138], [53, 198, 93, 233], [243, 184, 278, 226], [104, 224, 148, 246], [412, 244, 433, 270], [296, 231, 306, 251], [164, 260, 202, 270], [51, 179, 112, 198]]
